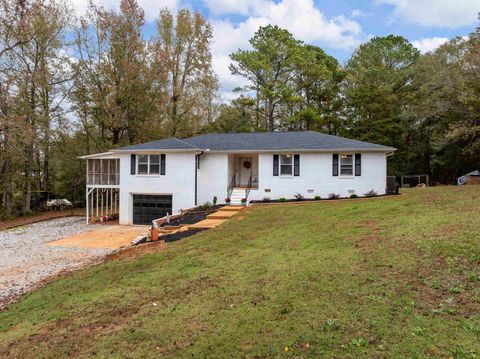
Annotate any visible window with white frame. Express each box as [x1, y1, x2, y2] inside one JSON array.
[[149, 155, 160, 174], [137, 155, 160, 175], [340, 154, 353, 176], [280, 154, 293, 175]]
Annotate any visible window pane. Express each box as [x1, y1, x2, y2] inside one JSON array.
[[149, 155, 160, 164], [150, 164, 160, 174], [138, 155, 148, 164], [340, 154, 353, 175], [138, 164, 148, 174], [280, 165, 292, 175], [280, 155, 292, 165]]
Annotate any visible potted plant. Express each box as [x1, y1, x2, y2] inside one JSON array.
[[225, 197, 231, 205], [241, 198, 247, 206]]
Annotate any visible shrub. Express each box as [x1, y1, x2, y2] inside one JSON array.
[[241, 198, 247, 204], [200, 201, 212, 210], [294, 193, 304, 201], [328, 193, 340, 200], [278, 198, 287, 202], [225, 197, 231, 204], [349, 194, 358, 198], [364, 190, 378, 197], [314, 195, 321, 200], [213, 196, 217, 206], [262, 197, 271, 202]]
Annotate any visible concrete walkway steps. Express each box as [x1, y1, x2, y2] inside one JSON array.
[[188, 206, 245, 229], [217, 206, 244, 212]]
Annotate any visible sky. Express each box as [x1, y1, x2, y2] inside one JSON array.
[[69, 0, 480, 100]]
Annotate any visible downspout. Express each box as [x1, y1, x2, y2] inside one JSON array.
[[194, 151, 203, 206]]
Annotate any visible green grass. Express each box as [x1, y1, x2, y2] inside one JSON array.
[[1, 186, 480, 358]]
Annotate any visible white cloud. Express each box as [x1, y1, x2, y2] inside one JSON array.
[[378, 0, 480, 28], [67, 0, 179, 21], [412, 37, 449, 53], [351, 9, 363, 18]]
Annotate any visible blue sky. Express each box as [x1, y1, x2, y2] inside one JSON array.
[[71, 0, 480, 99]]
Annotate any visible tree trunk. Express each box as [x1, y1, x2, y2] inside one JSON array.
[[5, 182, 12, 214], [266, 98, 274, 131]]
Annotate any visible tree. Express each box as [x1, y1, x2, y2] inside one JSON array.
[[290, 44, 345, 134], [412, 19, 480, 182], [230, 25, 302, 131], [0, 0, 72, 214], [73, 0, 163, 148], [344, 35, 420, 174], [156, 8, 218, 137]]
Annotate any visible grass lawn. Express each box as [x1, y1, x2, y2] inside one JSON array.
[[1, 186, 479, 358]]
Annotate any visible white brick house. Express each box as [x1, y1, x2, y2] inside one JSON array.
[[81, 131, 395, 225]]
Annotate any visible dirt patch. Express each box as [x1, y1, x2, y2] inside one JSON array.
[[0, 208, 85, 231], [107, 241, 168, 261]]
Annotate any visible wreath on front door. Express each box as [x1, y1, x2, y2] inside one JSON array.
[[243, 161, 251, 169]]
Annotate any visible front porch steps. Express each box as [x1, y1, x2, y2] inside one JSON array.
[[230, 188, 247, 205]]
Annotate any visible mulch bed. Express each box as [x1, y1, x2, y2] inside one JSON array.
[[0, 208, 85, 231], [162, 228, 208, 243], [250, 194, 398, 205], [163, 205, 223, 226]]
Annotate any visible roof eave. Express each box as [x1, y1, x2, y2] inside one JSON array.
[[110, 148, 201, 153], [78, 151, 116, 159], [202, 148, 397, 153]]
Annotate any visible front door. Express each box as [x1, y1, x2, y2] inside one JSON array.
[[238, 157, 253, 186]]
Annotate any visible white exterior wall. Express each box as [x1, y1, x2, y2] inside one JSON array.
[[97, 150, 387, 225], [249, 152, 387, 201], [197, 153, 229, 205], [118, 152, 196, 225]]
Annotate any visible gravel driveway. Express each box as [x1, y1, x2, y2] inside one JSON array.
[[0, 217, 114, 308]]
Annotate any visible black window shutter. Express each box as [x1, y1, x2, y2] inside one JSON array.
[[273, 155, 279, 176], [160, 154, 166, 175], [294, 154, 300, 176], [355, 153, 361, 176], [332, 154, 339, 176], [130, 154, 136, 175]]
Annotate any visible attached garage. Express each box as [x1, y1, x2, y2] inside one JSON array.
[[132, 194, 172, 225]]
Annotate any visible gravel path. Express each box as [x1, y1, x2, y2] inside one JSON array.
[[0, 217, 114, 308]]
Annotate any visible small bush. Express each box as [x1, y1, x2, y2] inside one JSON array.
[[314, 195, 321, 200], [200, 201, 212, 210], [278, 198, 287, 202], [294, 193, 304, 201], [225, 197, 231, 204], [241, 198, 247, 204], [262, 197, 271, 202], [328, 193, 340, 200], [349, 194, 358, 198], [213, 196, 217, 206], [364, 190, 378, 197]]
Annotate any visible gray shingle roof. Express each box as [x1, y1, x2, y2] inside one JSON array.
[[114, 137, 200, 151], [113, 131, 396, 152]]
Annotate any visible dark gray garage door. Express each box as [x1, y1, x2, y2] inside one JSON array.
[[133, 194, 172, 225]]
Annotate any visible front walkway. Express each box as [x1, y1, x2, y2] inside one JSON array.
[[188, 206, 245, 229]]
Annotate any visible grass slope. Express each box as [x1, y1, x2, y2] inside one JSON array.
[[1, 186, 480, 358]]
